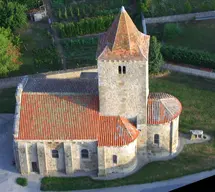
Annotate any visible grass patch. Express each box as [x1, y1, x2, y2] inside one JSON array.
[[0, 87, 16, 113], [16, 177, 28, 187], [61, 38, 97, 69], [148, 19, 215, 53], [40, 72, 215, 191]]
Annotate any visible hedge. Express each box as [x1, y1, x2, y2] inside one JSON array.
[[53, 15, 115, 38], [161, 45, 215, 69]]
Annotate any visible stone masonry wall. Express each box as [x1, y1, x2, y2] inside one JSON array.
[[98, 60, 148, 122], [98, 139, 137, 176], [71, 140, 98, 172], [147, 116, 179, 157], [45, 142, 65, 173], [16, 140, 98, 175], [145, 11, 215, 24]]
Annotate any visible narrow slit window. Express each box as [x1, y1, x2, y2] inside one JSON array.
[[118, 66, 122, 74], [113, 155, 117, 164], [154, 134, 159, 145], [123, 66, 126, 74]]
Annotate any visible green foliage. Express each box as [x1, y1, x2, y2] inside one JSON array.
[[184, 0, 192, 13], [149, 36, 164, 74], [61, 37, 97, 68], [9, 0, 43, 9], [32, 46, 61, 71], [140, 0, 215, 17], [0, 27, 22, 77], [161, 45, 215, 69], [54, 0, 130, 20], [16, 177, 28, 187], [53, 15, 115, 38], [0, 2, 27, 31], [163, 23, 182, 40]]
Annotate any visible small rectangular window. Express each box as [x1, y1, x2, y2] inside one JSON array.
[[123, 66, 126, 74], [113, 155, 117, 164], [52, 150, 59, 158], [118, 66, 122, 74]]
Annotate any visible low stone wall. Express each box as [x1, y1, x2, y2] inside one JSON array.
[[163, 64, 215, 79], [145, 10, 215, 24]]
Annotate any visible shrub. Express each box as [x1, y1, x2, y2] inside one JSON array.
[[161, 45, 215, 69], [149, 36, 164, 74], [53, 15, 115, 38], [16, 177, 27, 187], [184, 0, 192, 13], [163, 23, 182, 40]]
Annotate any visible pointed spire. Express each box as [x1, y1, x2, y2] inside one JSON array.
[[96, 6, 150, 61], [121, 6, 126, 12]]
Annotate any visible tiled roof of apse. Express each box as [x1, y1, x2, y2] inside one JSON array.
[[96, 6, 150, 61], [148, 93, 182, 124]]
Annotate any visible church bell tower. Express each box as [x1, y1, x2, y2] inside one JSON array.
[[96, 6, 150, 124]]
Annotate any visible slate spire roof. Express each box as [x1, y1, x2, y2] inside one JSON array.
[[96, 6, 150, 61]]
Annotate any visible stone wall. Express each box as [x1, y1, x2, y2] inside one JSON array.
[[145, 10, 215, 24], [98, 60, 149, 122], [71, 140, 98, 172], [46, 142, 65, 173], [15, 140, 98, 175], [163, 64, 215, 80], [147, 116, 179, 157], [98, 139, 137, 176]]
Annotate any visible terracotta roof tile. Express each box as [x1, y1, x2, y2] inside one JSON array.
[[17, 94, 139, 146], [96, 7, 150, 61], [147, 93, 182, 124]]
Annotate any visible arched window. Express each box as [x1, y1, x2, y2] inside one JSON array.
[[154, 134, 159, 145], [113, 155, 117, 164], [123, 66, 126, 74], [81, 149, 89, 159], [118, 66, 122, 74], [52, 150, 59, 158]]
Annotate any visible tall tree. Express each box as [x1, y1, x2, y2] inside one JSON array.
[[149, 36, 164, 74], [0, 27, 22, 77], [0, 2, 27, 31]]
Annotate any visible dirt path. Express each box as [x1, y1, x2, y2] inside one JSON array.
[[43, 0, 67, 70]]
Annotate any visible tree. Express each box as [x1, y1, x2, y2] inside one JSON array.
[[184, 0, 192, 13], [0, 27, 22, 77], [0, 2, 27, 31], [149, 36, 164, 74]]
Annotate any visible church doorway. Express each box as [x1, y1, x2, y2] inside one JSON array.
[[31, 162, 39, 173]]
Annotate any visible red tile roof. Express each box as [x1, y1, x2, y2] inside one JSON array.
[[148, 93, 182, 124], [96, 7, 150, 61], [16, 93, 139, 146]]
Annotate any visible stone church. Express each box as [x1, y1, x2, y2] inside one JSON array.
[[13, 7, 182, 176]]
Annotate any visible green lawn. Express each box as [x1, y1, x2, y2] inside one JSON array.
[[0, 87, 16, 113], [41, 72, 215, 191], [148, 19, 215, 53]]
